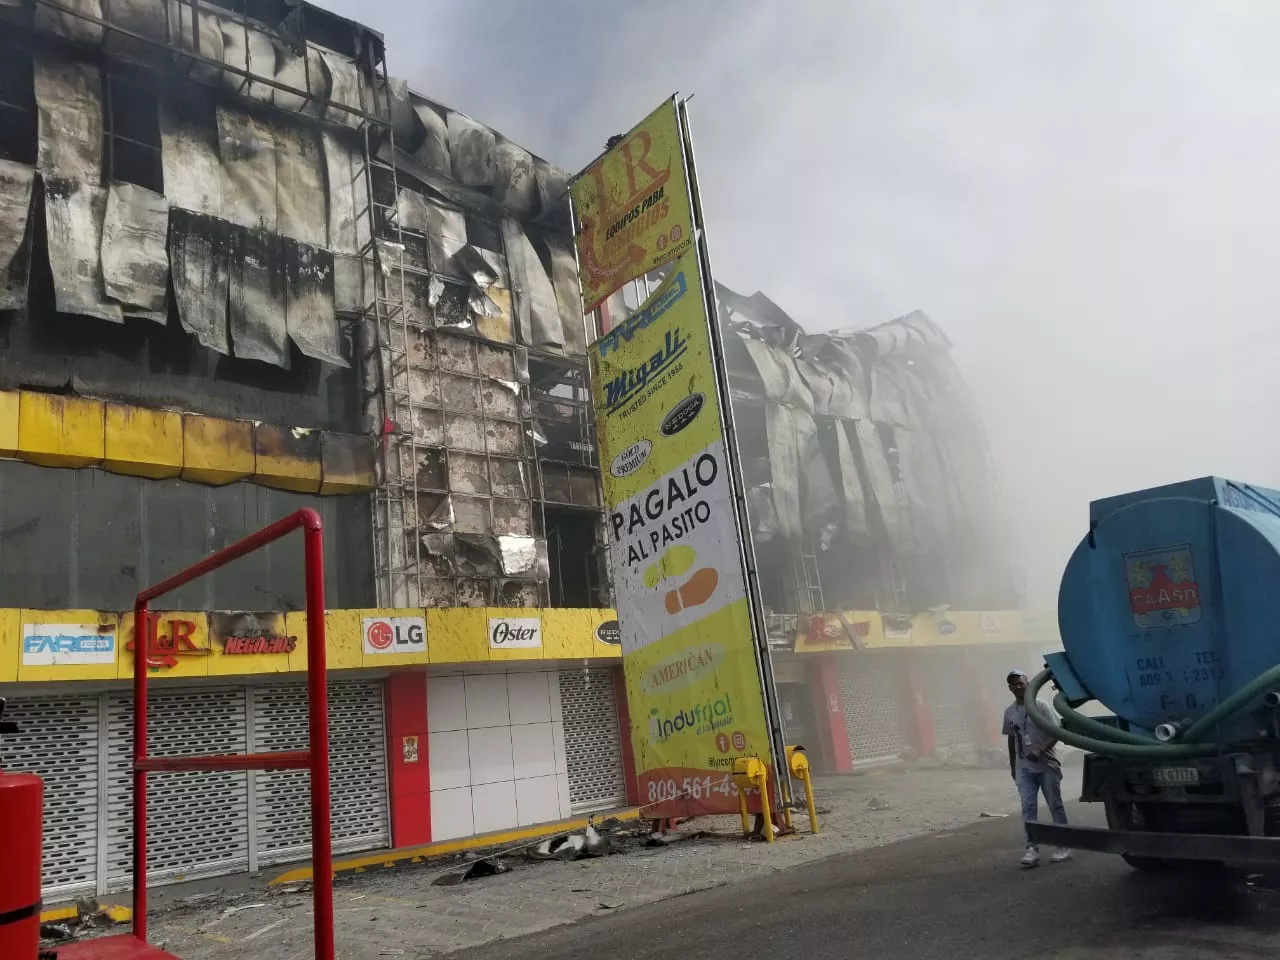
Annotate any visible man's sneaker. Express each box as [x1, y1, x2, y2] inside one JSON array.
[[1020, 846, 1040, 868], [1050, 848, 1073, 863]]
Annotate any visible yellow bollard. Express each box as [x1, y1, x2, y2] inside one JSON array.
[[732, 756, 773, 843], [786, 745, 820, 835]]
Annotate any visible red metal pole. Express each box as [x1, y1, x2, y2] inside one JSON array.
[[131, 599, 149, 942], [303, 517, 335, 960]]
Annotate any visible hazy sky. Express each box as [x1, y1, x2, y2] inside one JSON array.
[[324, 0, 1280, 606]]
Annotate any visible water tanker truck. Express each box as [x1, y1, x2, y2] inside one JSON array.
[[1027, 477, 1280, 868]]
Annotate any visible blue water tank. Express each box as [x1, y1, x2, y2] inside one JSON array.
[[1057, 477, 1280, 740]]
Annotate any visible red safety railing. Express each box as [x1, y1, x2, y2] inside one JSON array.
[[130, 509, 334, 960]]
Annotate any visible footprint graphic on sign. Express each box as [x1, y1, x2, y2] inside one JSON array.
[[644, 545, 718, 615]]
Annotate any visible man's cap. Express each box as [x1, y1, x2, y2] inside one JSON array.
[[1006, 669, 1028, 681]]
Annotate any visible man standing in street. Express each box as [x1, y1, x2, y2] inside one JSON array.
[[1003, 669, 1071, 867]]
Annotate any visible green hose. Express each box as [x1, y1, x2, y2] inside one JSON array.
[[1180, 664, 1280, 742], [1051, 692, 1161, 746], [1022, 670, 1215, 759]]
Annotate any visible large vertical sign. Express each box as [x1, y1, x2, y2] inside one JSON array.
[[589, 245, 775, 816], [570, 98, 695, 313]]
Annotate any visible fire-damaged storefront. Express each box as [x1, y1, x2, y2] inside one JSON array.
[[0, 0, 628, 903]]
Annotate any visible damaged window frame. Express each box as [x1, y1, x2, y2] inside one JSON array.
[[101, 60, 163, 193], [0, 39, 37, 166]]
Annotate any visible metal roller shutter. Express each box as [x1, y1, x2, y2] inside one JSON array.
[[251, 678, 389, 867], [106, 687, 251, 889], [558, 667, 626, 813], [921, 651, 983, 758], [1, 695, 100, 899], [838, 656, 909, 765]]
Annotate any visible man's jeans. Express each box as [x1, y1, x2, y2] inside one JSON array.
[[1016, 765, 1067, 848]]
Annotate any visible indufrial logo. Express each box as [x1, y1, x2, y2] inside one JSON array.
[[648, 692, 733, 742]]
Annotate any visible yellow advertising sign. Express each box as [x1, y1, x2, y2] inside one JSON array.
[[591, 248, 773, 817], [571, 98, 695, 313]]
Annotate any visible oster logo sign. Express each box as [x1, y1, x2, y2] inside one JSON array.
[[362, 616, 426, 655]]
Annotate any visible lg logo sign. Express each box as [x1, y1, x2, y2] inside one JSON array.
[[362, 616, 426, 655], [488, 617, 541, 650]]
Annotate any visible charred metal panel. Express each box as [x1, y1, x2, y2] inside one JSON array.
[[545, 234, 585, 355], [0, 159, 34, 310], [832, 418, 871, 541], [168, 207, 231, 355], [35, 0, 103, 46], [284, 239, 345, 367], [160, 88, 223, 218], [317, 48, 363, 129], [100, 182, 169, 322], [501, 218, 563, 350], [848, 418, 910, 549], [43, 178, 122, 323], [764, 403, 801, 540], [493, 139, 535, 216], [274, 124, 327, 247], [447, 111, 495, 187], [34, 54, 103, 183], [217, 104, 278, 234], [6, 210, 359, 431], [228, 227, 291, 368], [0, 460, 374, 610], [411, 99, 451, 178]]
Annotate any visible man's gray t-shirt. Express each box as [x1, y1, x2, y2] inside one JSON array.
[[1002, 702, 1060, 774]]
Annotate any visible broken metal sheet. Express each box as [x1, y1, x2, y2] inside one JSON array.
[[274, 125, 328, 247], [794, 408, 841, 534], [219, 17, 276, 104], [476, 286, 514, 343], [498, 535, 544, 577], [0, 160, 35, 311], [739, 336, 814, 412], [35, 0, 103, 44], [398, 189, 468, 277], [763, 404, 801, 540], [453, 244, 501, 288], [168, 208, 230, 353], [447, 111, 496, 187], [317, 48, 364, 129], [43, 179, 121, 323], [546, 235, 585, 355], [386, 144, 508, 223], [833, 419, 871, 541], [374, 75, 415, 145], [100, 182, 169, 320], [34, 55, 104, 183], [333, 254, 370, 314], [274, 45, 329, 117], [160, 89, 223, 218], [229, 227, 291, 368], [500, 218, 564, 351], [856, 309, 952, 363], [493, 139, 536, 216], [867, 364, 913, 427], [322, 130, 367, 253], [217, 104, 278, 233], [849, 418, 910, 549], [166, 1, 225, 81], [412, 98, 452, 177], [284, 239, 347, 367], [745, 485, 781, 544], [534, 158, 570, 226]]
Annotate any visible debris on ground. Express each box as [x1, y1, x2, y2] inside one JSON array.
[[218, 903, 266, 920], [979, 812, 1009, 819], [38, 899, 131, 946], [867, 796, 891, 811], [432, 856, 513, 885]]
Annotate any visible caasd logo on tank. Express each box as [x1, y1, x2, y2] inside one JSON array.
[[640, 643, 725, 695], [648, 692, 734, 743]]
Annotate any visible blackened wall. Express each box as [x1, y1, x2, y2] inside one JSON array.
[[0, 461, 374, 611], [0, 187, 362, 434]]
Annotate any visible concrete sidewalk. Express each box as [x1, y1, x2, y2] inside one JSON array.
[[115, 763, 1043, 959]]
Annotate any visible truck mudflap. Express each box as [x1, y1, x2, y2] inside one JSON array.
[[1027, 822, 1280, 864]]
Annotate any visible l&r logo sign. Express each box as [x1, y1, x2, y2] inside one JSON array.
[[125, 615, 208, 670]]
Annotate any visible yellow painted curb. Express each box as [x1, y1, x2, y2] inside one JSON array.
[[270, 808, 641, 886], [40, 904, 132, 923]]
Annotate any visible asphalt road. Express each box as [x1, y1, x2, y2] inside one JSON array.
[[454, 812, 1280, 960]]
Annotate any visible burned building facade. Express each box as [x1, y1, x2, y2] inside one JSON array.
[[0, 0, 627, 902]]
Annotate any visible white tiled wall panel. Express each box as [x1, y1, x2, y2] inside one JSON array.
[[428, 668, 579, 841]]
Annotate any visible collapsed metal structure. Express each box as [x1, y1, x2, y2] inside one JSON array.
[[0, 0, 602, 611]]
